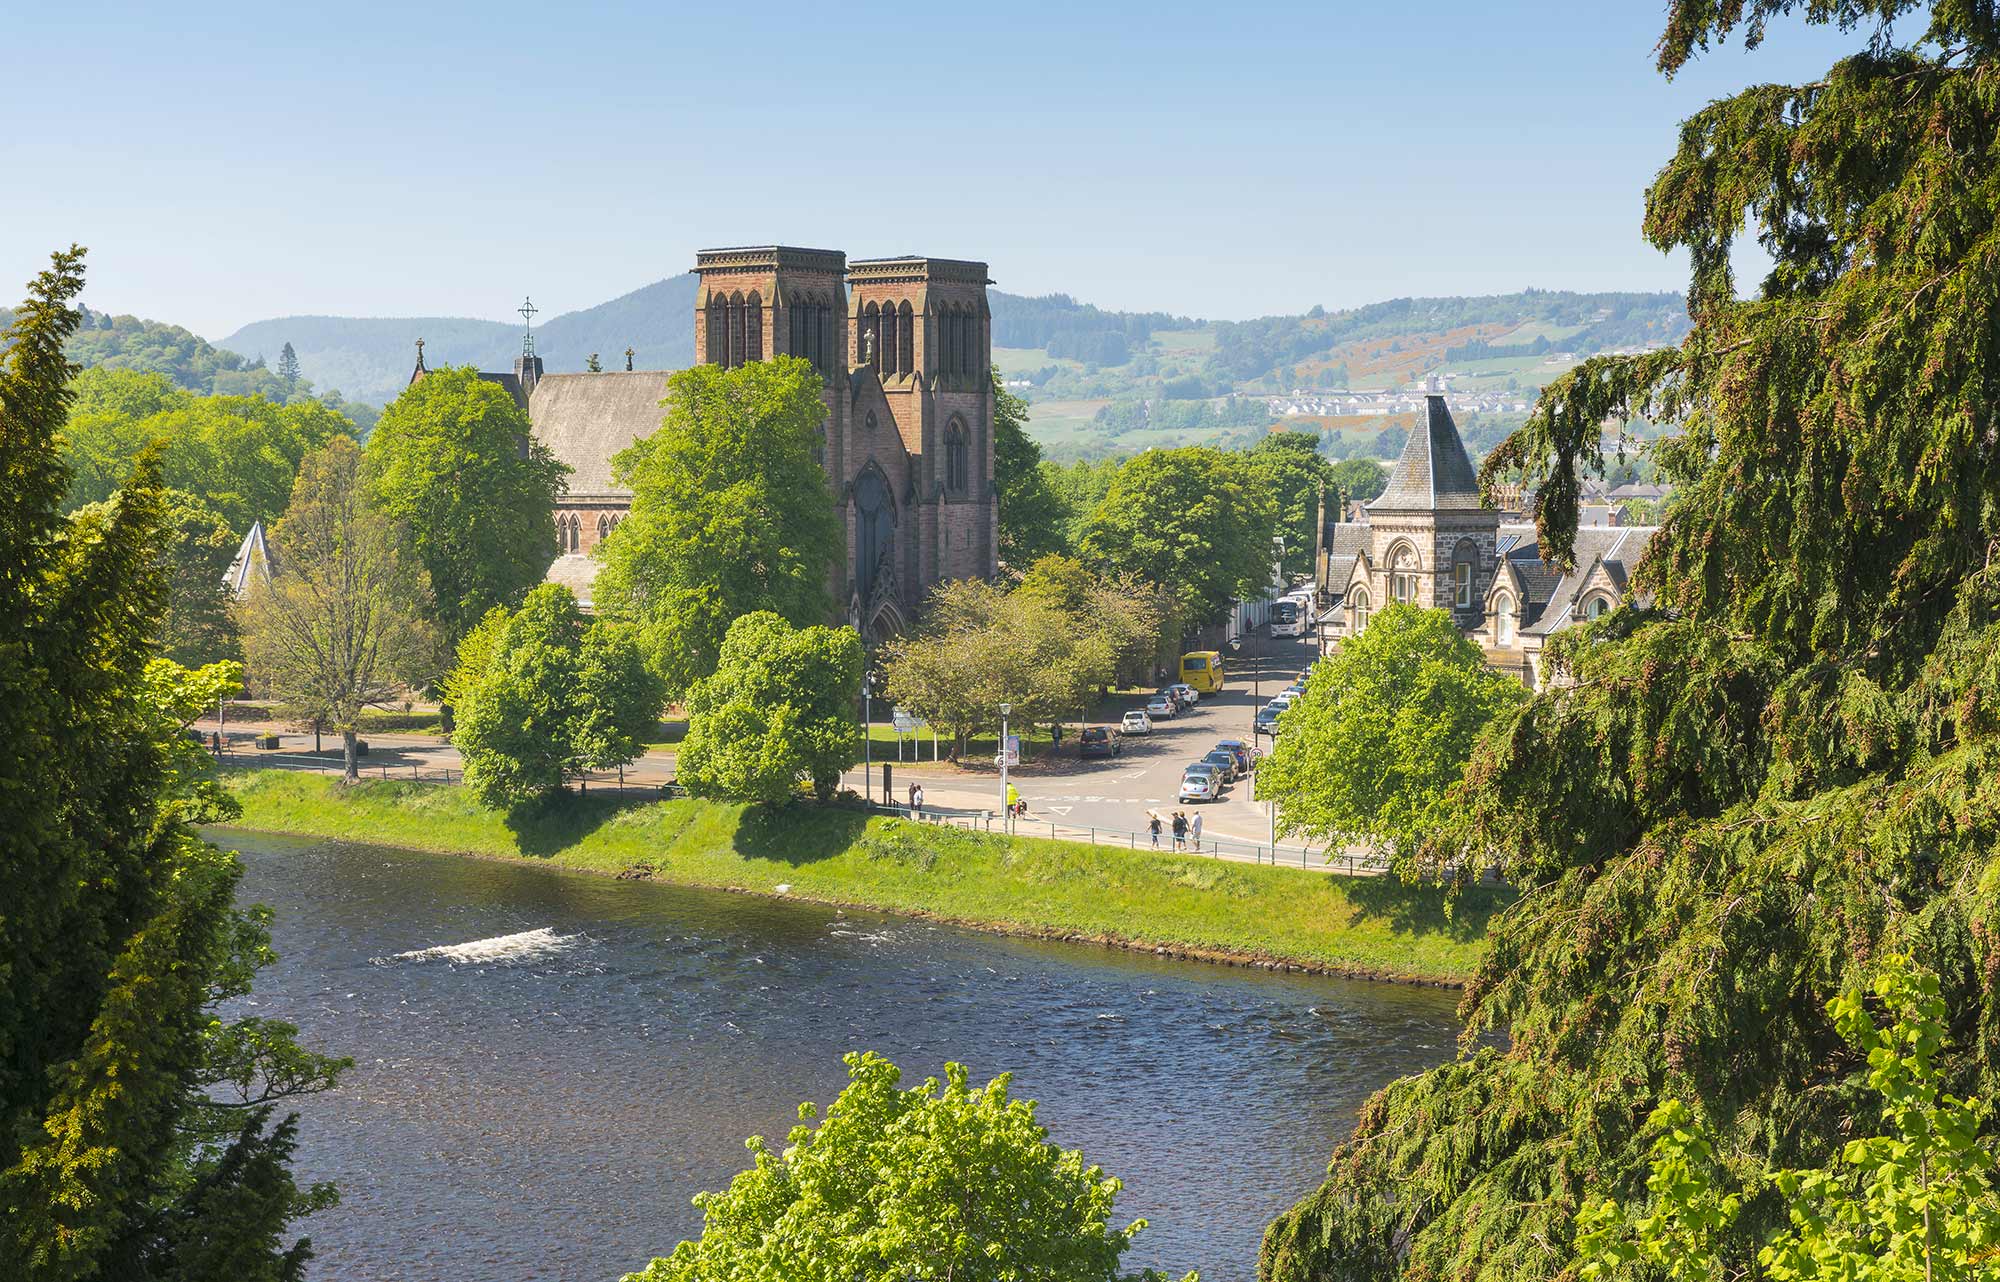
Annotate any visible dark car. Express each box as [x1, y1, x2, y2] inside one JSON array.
[[1214, 739, 1252, 772], [1255, 706, 1282, 736], [1078, 726, 1122, 759], [1200, 749, 1239, 783]]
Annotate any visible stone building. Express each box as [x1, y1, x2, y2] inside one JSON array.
[[1312, 392, 1656, 687], [416, 245, 999, 632]]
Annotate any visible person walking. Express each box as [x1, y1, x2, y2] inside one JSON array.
[[907, 782, 919, 817], [210, 730, 222, 758], [1006, 781, 1021, 817], [1171, 811, 1187, 851], [1190, 811, 1203, 851], [1148, 812, 1163, 848]]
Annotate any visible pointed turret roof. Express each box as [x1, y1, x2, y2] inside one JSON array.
[[1368, 394, 1483, 512], [224, 520, 273, 598]]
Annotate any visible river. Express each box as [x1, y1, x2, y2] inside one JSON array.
[[227, 832, 1462, 1281]]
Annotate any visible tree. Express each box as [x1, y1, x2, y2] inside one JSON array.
[[365, 366, 568, 645], [677, 612, 862, 804], [594, 357, 841, 699], [1, 246, 342, 1282], [622, 1051, 1191, 1282], [1043, 455, 1123, 550], [1254, 606, 1524, 861], [1264, 8, 2000, 1279], [452, 584, 664, 807], [238, 437, 440, 782], [1576, 957, 1999, 1282], [1327, 456, 1386, 507], [69, 487, 240, 666], [275, 342, 299, 391], [1244, 430, 1337, 578], [992, 369, 1070, 565], [1017, 553, 1172, 691], [1078, 447, 1276, 627]]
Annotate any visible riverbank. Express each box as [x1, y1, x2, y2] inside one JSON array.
[[218, 769, 1505, 986]]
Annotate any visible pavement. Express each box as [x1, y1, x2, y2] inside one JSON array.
[[197, 630, 1374, 874]]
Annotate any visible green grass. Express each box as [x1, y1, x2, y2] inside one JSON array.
[[219, 769, 1504, 985]]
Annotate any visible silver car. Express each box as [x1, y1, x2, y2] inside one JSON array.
[[1121, 711, 1153, 735], [1178, 770, 1221, 803]]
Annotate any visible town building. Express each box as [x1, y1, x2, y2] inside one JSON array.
[[1311, 392, 1656, 687], [414, 246, 999, 637]]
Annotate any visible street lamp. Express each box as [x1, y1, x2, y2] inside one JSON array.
[[862, 675, 873, 804], [1267, 535, 1285, 856], [997, 701, 1012, 833]]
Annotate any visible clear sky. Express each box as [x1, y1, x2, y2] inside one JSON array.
[[0, 1, 1867, 338]]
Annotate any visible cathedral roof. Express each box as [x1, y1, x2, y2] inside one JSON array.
[[528, 371, 672, 499], [1368, 394, 1483, 513]]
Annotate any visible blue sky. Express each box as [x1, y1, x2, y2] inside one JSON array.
[[0, 1, 1868, 338]]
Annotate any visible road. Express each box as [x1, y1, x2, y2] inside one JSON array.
[[200, 630, 1364, 871]]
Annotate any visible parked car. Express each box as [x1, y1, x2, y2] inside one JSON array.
[[1078, 726, 1122, 759], [1178, 769, 1221, 803], [1255, 706, 1282, 735], [1283, 682, 1307, 698], [1168, 682, 1200, 706], [1269, 692, 1297, 711], [1155, 686, 1190, 712], [1215, 738, 1252, 772], [1200, 749, 1239, 783], [1145, 697, 1178, 719], [1121, 711, 1153, 735]]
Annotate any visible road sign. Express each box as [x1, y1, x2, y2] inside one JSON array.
[[892, 707, 921, 734]]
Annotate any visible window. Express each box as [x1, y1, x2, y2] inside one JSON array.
[[744, 293, 762, 363], [898, 301, 914, 375], [727, 293, 745, 367], [1389, 543, 1418, 605], [1495, 593, 1515, 646], [596, 514, 610, 542], [880, 304, 898, 375], [1586, 594, 1611, 621], [1349, 587, 1371, 633], [945, 418, 969, 494], [706, 298, 726, 365], [1452, 539, 1478, 609]]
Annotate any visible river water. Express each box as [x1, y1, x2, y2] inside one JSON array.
[[228, 832, 1462, 1282]]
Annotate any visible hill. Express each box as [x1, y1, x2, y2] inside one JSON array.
[[218, 275, 700, 407]]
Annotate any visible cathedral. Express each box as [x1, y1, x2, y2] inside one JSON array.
[[1312, 392, 1658, 687], [424, 246, 1000, 641]]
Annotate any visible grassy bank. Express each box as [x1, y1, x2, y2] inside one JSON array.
[[219, 769, 1505, 986]]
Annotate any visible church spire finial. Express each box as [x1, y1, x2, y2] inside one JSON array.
[[518, 296, 538, 357], [414, 336, 425, 371], [625, 346, 635, 372]]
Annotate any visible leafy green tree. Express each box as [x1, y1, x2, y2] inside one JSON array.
[[1327, 456, 1386, 507], [438, 605, 510, 717], [1255, 606, 1524, 861], [276, 342, 300, 392], [1264, 7, 2000, 1280], [158, 489, 241, 664], [1042, 455, 1123, 549], [238, 437, 440, 781], [1576, 956, 1999, 1282], [622, 1051, 1192, 1282], [453, 584, 665, 807], [595, 357, 841, 699], [1078, 446, 1276, 626], [677, 612, 862, 804], [1017, 553, 1171, 691], [365, 365, 568, 643], [992, 369, 1070, 565], [1245, 430, 1337, 578], [1, 246, 343, 1282]]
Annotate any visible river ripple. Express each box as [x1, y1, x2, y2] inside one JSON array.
[[226, 832, 1462, 1282]]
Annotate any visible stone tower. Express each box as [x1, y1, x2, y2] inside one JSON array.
[[1364, 394, 1499, 627]]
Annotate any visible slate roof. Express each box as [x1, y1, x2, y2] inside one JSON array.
[[223, 520, 273, 598], [1318, 522, 1372, 612], [1518, 525, 1658, 636], [528, 371, 672, 498], [479, 371, 527, 412], [1368, 394, 1483, 512], [544, 553, 600, 611]]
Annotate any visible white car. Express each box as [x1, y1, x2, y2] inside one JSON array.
[[1145, 697, 1177, 719], [1177, 770, 1221, 803], [1168, 683, 1200, 705], [1120, 711, 1153, 735]]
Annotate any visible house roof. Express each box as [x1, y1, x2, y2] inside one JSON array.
[[1517, 525, 1659, 636], [1368, 394, 1483, 513], [1318, 522, 1372, 610], [544, 553, 600, 611], [528, 371, 672, 498]]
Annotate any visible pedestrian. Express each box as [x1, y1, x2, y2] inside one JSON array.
[[907, 782, 918, 816], [1051, 723, 1062, 748], [210, 730, 222, 757], [912, 783, 924, 819], [1190, 811, 1203, 850], [1148, 812, 1163, 848], [1171, 811, 1187, 850], [1006, 782, 1021, 817]]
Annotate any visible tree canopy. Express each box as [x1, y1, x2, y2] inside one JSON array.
[[1078, 446, 1276, 627], [365, 365, 569, 644], [676, 612, 862, 804], [1264, 6, 2000, 1279], [992, 369, 1071, 567], [622, 1051, 1189, 1282], [1244, 429, 1338, 578], [1, 247, 342, 1282], [594, 357, 842, 700], [1255, 605, 1524, 861]]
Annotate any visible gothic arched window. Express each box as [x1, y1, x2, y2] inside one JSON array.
[[945, 418, 969, 494], [1495, 592, 1516, 646], [880, 304, 899, 376], [1350, 586, 1371, 634], [744, 293, 762, 363], [567, 514, 581, 554], [706, 297, 726, 365], [596, 514, 610, 543], [854, 468, 894, 602], [897, 301, 914, 375], [1585, 593, 1612, 621], [1389, 543, 1419, 605], [727, 293, 745, 368]]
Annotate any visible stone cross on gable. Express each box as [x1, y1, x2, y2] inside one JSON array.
[[862, 330, 876, 364], [625, 347, 635, 372]]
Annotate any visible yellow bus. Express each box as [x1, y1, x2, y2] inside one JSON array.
[[1179, 650, 1225, 694]]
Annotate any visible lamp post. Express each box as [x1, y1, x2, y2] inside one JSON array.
[[997, 701, 1012, 833], [862, 675, 873, 804]]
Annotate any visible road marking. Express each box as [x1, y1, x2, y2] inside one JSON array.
[[1045, 805, 1073, 816]]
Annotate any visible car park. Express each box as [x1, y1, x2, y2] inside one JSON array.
[[1215, 739, 1252, 772], [1145, 697, 1178, 719], [1200, 749, 1239, 782], [1120, 711, 1153, 735], [1178, 769, 1221, 803], [1078, 726, 1122, 758]]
